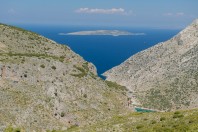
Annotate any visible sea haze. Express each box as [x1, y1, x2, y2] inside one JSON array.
[[17, 25, 180, 78]]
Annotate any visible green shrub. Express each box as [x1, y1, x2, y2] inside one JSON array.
[[4, 126, 21, 132], [160, 117, 166, 121], [3, 52, 64, 62], [51, 66, 56, 70], [188, 120, 194, 123], [90, 72, 97, 79], [70, 65, 87, 78], [173, 114, 184, 118], [173, 111, 184, 118], [143, 118, 148, 121], [75, 66, 86, 73], [83, 94, 87, 98], [105, 81, 128, 91], [60, 112, 65, 117], [151, 120, 157, 124], [60, 56, 65, 59], [174, 111, 180, 115], [136, 125, 144, 129], [40, 64, 45, 68], [82, 62, 89, 71]]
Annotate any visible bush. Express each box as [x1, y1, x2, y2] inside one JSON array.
[[160, 117, 166, 121], [173, 111, 184, 118], [189, 120, 194, 123], [24, 74, 27, 78], [173, 114, 184, 118], [174, 111, 180, 115], [4, 126, 21, 132], [82, 62, 89, 71], [51, 66, 56, 70], [136, 125, 144, 129], [61, 112, 65, 117], [105, 81, 128, 91], [83, 94, 87, 98], [40, 64, 45, 68], [151, 120, 157, 124], [143, 118, 148, 121], [70, 65, 87, 78], [60, 56, 65, 59]]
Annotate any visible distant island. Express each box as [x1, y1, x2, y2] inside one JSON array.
[[59, 30, 145, 36]]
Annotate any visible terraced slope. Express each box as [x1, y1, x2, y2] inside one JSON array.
[[0, 24, 129, 131], [104, 19, 198, 111]]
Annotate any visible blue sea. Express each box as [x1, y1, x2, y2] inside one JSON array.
[[16, 25, 181, 78]]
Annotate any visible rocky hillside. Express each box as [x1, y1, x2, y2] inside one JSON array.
[[103, 19, 198, 111], [0, 24, 129, 131]]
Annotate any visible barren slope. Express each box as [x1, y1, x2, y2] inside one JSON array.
[[0, 24, 129, 131], [104, 19, 198, 111]]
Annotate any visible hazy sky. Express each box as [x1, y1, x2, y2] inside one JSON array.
[[0, 0, 198, 28]]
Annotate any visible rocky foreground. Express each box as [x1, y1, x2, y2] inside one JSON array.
[[0, 24, 129, 131], [104, 19, 198, 111]]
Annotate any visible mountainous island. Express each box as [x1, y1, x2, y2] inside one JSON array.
[[59, 30, 145, 36], [0, 19, 198, 131]]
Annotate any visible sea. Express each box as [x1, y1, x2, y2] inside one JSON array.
[[16, 25, 181, 78]]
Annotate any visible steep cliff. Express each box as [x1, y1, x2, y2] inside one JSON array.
[[104, 19, 198, 111], [0, 24, 129, 131]]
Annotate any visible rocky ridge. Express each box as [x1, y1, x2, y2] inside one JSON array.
[[103, 19, 198, 111], [0, 23, 129, 131]]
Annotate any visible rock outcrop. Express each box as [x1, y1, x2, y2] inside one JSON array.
[[0, 24, 129, 131], [103, 19, 198, 111]]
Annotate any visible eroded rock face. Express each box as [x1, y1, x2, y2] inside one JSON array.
[[0, 24, 129, 131], [103, 19, 198, 111]]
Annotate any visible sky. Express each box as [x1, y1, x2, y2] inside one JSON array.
[[0, 0, 198, 28]]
